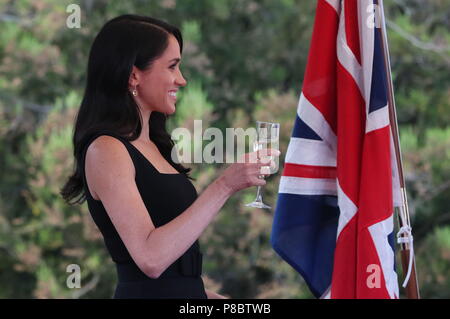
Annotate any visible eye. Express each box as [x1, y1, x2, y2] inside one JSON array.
[[169, 63, 177, 70]]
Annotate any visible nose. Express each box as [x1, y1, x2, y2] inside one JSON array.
[[176, 69, 187, 87]]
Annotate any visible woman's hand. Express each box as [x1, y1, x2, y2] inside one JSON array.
[[218, 148, 280, 195]]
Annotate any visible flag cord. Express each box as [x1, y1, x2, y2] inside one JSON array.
[[396, 224, 414, 287]]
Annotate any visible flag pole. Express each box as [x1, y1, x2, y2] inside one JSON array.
[[377, 0, 420, 299]]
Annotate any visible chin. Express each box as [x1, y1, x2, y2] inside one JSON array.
[[166, 105, 176, 115]]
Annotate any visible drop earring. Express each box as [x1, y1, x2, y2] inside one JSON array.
[[132, 85, 138, 96]]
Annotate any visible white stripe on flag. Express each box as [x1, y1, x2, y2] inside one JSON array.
[[336, 181, 358, 238], [285, 137, 336, 167], [320, 286, 332, 299], [337, 5, 364, 97], [358, 0, 376, 119], [368, 216, 399, 299], [324, 0, 341, 14], [366, 105, 389, 133], [279, 176, 337, 196], [390, 131, 403, 207], [297, 93, 337, 153]]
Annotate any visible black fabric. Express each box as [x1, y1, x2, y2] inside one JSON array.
[[81, 131, 206, 299]]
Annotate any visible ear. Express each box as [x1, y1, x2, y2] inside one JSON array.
[[128, 66, 140, 89]]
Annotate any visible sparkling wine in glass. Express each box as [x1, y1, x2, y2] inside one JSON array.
[[245, 121, 280, 209]]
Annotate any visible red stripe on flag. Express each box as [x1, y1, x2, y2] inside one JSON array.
[[283, 162, 337, 179], [336, 61, 366, 205], [358, 126, 393, 230], [331, 214, 358, 298], [345, 0, 361, 64], [331, 44, 367, 297], [302, 0, 339, 134]]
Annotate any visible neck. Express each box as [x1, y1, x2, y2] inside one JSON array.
[[139, 108, 152, 143], [134, 98, 153, 143]]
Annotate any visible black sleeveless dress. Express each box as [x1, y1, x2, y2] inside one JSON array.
[[81, 131, 207, 299]]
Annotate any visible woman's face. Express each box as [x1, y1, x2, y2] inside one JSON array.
[[132, 35, 187, 115]]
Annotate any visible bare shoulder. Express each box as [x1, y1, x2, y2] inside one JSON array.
[[86, 135, 127, 160], [86, 135, 133, 169], [85, 135, 135, 199]]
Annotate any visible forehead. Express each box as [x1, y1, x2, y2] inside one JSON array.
[[161, 35, 181, 60]]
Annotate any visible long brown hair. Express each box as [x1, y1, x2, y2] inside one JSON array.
[[61, 15, 191, 205]]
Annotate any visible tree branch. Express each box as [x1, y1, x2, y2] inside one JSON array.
[[386, 18, 450, 54], [0, 13, 34, 26]]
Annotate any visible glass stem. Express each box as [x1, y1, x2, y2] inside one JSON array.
[[255, 185, 263, 203]]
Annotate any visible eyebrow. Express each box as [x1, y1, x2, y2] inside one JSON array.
[[169, 58, 181, 63]]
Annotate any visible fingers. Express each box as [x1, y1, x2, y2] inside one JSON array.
[[252, 173, 267, 186], [257, 159, 276, 169], [246, 151, 259, 164], [231, 149, 280, 189], [258, 148, 281, 157], [260, 166, 271, 175], [254, 178, 267, 186], [257, 150, 280, 164], [241, 148, 280, 164]]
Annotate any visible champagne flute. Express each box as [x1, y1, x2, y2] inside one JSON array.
[[245, 121, 280, 209]]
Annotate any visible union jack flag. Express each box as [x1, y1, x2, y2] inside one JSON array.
[[271, 0, 402, 298]]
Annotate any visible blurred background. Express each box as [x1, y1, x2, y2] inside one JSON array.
[[0, 0, 448, 299]]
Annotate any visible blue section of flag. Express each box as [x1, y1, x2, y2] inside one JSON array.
[[369, 27, 388, 113], [388, 231, 396, 271], [271, 193, 340, 297], [292, 116, 322, 140]]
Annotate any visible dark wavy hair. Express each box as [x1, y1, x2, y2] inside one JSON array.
[[61, 14, 191, 205]]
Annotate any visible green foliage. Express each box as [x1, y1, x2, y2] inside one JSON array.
[[0, 0, 448, 298], [417, 227, 450, 298], [400, 127, 450, 239]]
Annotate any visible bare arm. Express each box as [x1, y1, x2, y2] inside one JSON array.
[[205, 289, 228, 299], [85, 136, 276, 279], [143, 175, 232, 277]]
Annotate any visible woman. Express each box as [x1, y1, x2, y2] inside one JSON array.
[[61, 14, 278, 299]]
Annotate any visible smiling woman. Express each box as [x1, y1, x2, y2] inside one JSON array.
[[129, 35, 186, 117], [60, 14, 277, 299]]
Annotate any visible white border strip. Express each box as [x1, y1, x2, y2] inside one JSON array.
[[285, 137, 337, 167], [336, 180, 358, 238], [368, 216, 399, 299], [279, 176, 337, 196], [320, 286, 332, 299], [359, 0, 375, 119], [324, 0, 341, 14], [390, 131, 402, 207], [298, 93, 337, 153], [337, 3, 364, 97], [366, 105, 389, 133]]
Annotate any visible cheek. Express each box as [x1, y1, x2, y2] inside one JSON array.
[[140, 80, 157, 98], [139, 82, 170, 107]]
